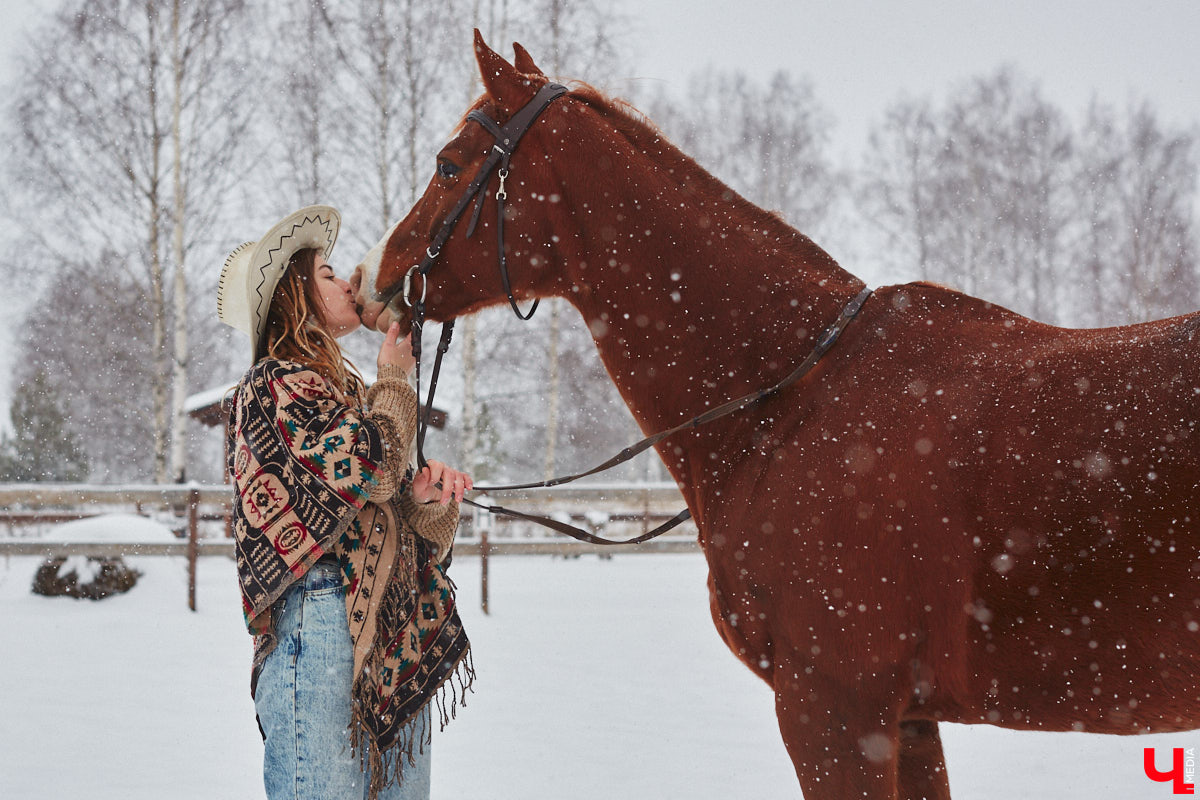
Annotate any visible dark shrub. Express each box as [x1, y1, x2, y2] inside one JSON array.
[[32, 557, 141, 600]]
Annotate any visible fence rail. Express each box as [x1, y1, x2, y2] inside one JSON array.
[[0, 482, 699, 611], [0, 484, 232, 507]]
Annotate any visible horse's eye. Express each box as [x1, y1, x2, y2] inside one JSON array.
[[437, 160, 460, 179]]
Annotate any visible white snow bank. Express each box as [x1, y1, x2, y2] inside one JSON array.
[[40, 513, 179, 543]]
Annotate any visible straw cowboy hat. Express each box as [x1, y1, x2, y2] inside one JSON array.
[[217, 205, 341, 363]]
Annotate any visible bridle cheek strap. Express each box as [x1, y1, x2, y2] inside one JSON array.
[[411, 307, 454, 471], [493, 166, 538, 319], [405, 83, 568, 468], [462, 83, 570, 318]]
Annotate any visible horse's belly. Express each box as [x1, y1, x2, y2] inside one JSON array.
[[960, 639, 1200, 733], [961, 559, 1200, 733]]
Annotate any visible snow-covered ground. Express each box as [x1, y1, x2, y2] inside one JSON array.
[[1, 544, 1195, 799]]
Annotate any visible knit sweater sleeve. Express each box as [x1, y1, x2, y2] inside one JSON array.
[[363, 364, 461, 561], [362, 364, 419, 504], [397, 493, 460, 563]]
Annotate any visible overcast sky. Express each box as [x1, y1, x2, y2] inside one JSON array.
[[3, 0, 1198, 140], [1, 0, 1198, 416], [613, 0, 1200, 156]]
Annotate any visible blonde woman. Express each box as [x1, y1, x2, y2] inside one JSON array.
[[218, 206, 472, 800]]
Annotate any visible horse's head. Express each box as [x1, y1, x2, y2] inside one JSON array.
[[352, 31, 567, 332]]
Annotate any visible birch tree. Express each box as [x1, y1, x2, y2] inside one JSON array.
[[858, 99, 943, 280], [316, 0, 463, 246], [9, 0, 252, 481], [10, 0, 174, 479], [859, 69, 1199, 326], [940, 70, 1073, 319], [648, 68, 838, 236], [515, 0, 623, 82], [167, 0, 252, 482], [510, 0, 626, 479], [259, 0, 337, 208], [860, 70, 1075, 322], [1071, 101, 1198, 325]]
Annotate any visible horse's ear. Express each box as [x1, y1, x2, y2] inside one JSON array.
[[474, 29, 534, 112], [512, 42, 544, 76]]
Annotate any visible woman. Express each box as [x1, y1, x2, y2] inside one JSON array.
[[217, 205, 473, 800]]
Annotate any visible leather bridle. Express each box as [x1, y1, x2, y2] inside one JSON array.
[[371, 81, 874, 545], [371, 82, 571, 519], [373, 81, 569, 319]]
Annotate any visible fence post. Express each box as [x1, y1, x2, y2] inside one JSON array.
[[473, 498, 493, 615], [187, 487, 199, 612], [480, 530, 490, 615], [642, 485, 651, 535]]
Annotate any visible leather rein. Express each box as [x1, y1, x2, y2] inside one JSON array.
[[373, 82, 874, 545]]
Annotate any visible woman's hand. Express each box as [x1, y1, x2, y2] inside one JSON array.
[[377, 321, 416, 376], [411, 460, 473, 505]]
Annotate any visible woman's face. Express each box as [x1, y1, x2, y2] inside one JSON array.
[[313, 254, 361, 338]]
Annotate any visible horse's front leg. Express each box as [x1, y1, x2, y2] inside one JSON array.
[[772, 660, 913, 800], [897, 720, 951, 800]]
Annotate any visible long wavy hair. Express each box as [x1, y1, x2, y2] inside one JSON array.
[[260, 247, 366, 403]]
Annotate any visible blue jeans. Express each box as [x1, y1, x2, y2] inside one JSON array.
[[254, 560, 432, 800]]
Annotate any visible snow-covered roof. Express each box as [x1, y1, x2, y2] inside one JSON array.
[[184, 384, 235, 414]]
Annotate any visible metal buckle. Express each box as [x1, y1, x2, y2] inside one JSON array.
[[402, 265, 427, 308]]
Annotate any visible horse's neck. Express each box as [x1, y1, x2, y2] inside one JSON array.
[[553, 140, 863, 471]]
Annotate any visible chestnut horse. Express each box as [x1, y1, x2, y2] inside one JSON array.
[[353, 33, 1200, 799]]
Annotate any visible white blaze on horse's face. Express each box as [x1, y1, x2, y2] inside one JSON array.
[[352, 218, 404, 332]]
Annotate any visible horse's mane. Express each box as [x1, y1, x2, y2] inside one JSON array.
[[566, 83, 842, 270]]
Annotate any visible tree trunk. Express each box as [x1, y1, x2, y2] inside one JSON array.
[[146, 0, 169, 483], [543, 302, 560, 479], [461, 314, 478, 474], [169, 0, 188, 483], [400, 0, 420, 205], [375, 0, 392, 233], [460, 0, 507, 481], [542, 0, 564, 480]]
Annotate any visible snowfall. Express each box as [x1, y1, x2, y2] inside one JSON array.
[[1, 515, 1195, 799]]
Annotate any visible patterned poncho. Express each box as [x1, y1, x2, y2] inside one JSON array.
[[228, 358, 471, 797]]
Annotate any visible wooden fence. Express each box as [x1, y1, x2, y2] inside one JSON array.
[[0, 482, 698, 611]]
